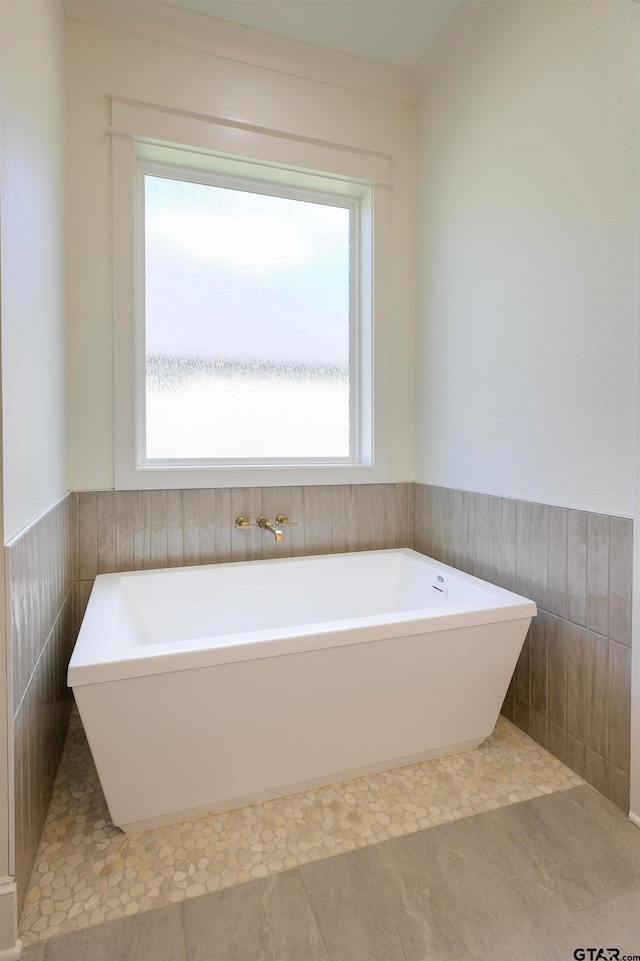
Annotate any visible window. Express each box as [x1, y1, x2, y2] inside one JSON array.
[[111, 98, 392, 489], [143, 169, 355, 463]]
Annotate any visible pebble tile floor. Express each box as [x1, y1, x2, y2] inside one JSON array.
[[21, 784, 640, 961], [20, 709, 583, 949]]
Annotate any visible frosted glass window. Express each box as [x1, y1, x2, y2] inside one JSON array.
[[143, 174, 352, 460]]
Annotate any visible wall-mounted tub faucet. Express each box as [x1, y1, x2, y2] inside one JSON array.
[[256, 516, 284, 542], [275, 514, 297, 528], [235, 516, 255, 531]]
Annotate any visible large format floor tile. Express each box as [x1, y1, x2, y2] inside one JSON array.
[[565, 783, 640, 851], [578, 885, 640, 956], [35, 905, 186, 961], [485, 790, 640, 909], [22, 788, 640, 961], [298, 806, 592, 961], [183, 871, 329, 961], [19, 709, 582, 946], [298, 839, 473, 961]]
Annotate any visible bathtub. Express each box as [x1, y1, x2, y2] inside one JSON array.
[[68, 548, 535, 832]]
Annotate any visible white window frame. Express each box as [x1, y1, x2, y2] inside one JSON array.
[[111, 97, 392, 490], [138, 162, 363, 468]]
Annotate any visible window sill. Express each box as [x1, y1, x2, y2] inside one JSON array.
[[114, 462, 391, 491]]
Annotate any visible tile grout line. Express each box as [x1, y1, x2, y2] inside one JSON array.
[[563, 786, 638, 851], [12, 586, 74, 722], [571, 879, 640, 917], [296, 867, 335, 961]]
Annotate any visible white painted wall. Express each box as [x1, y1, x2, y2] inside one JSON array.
[[0, 3, 67, 951], [0, 0, 68, 542], [66, 19, 416, 490], [415, 1, 640, 517]]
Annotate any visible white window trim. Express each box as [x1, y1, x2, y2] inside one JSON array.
[[111, 97, 392, 490]]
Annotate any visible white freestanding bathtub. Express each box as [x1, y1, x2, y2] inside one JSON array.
[[68, 548, 536, 832]]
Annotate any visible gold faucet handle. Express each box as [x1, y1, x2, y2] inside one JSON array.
[[275, 513, 298, 527], [235, 516, 256, 530]]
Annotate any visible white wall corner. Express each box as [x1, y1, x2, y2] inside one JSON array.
[[411, 0, 501, 101], [0, 878, 21, 961], [64, 0, 415, 105]]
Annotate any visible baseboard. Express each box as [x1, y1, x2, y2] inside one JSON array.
[[0, 946, 21, 961], [0, 878, 20, 960], [629, 811, 640, 830]]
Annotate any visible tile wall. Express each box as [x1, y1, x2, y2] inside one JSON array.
[[413, 484, 633, 810], [10, 495, 76, 911], [74, 484, 414, 620], [8, 477, 634, 920]]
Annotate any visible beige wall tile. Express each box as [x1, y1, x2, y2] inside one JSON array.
[[356, 485, 374, 552], [587, 513, 610, 637], [530, 710, 548, 749], [344, 485, 359, 553], [286, 486, 305, 557], [199, 489, 217, 565], [418, 484, 631, 808], [567, 510, 588, 627], [10, 495, 77, 911], [607, 764, 630, 812], [610, 516, 632, 647], [329, 485, 347, 554], [70, 492, 79, 584], [166, 489, 186, 566], [501, 675, 515, 723], [182, 490, 201, 566], [486, 495, 503, 585], [547, 723, 566, 764], [115, 491, 136, 572], [96, 491, 115, 574], [530, 613, 548, 716], [133, 490, 152, 571], [475, 494, 490, 580], [414, 483, 427, 555], [397, 483, 413, 548], [514, 698, 531, 737], [382, 483, 398, 550], [302, 485, 320, 554], [515, 627, 531, 709], [430, 487, 444, 560], [74, 581, 93, 637], [440, 487, 454, 565], [214, 488, 233, 563], [317, 485, 334, 554], [149, 490, 169, 568], [585, 632, 608, 758], [608, 640, 631, 773], [77, 491, 98, 581], [548, 507, 567, 619], [585, 749, 608, 795], [530, 503, 549, 610], [500, 497, 517, 593], [451, 488, 465, 570], [566, 736, 586, 779], [566, 622, 587, 743], [463, 490, 476, 576], [547, 614, 567, 731], [516, 500, 533, 598]]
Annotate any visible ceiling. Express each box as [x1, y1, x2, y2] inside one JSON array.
[[151, 0, 465, 70]]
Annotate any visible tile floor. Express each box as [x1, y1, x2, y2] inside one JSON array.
[[21, 785, 640, 961], [20, 710, 582, 946]]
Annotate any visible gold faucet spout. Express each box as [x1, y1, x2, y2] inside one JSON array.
[[256, 516, 284, 542]]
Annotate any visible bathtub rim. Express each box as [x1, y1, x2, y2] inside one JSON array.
[[69, 548, 536, 687]]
